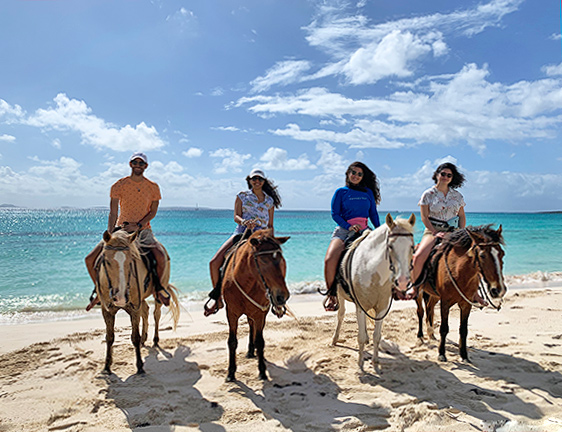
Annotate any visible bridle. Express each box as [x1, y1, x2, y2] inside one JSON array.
[[345, 228, 414, 322], [231, 241, 287, 318], [444, 240, 503, 311], [96, 244, 142, 310]]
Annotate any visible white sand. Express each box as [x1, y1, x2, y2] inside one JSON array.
[[1, 288, 561, 431]]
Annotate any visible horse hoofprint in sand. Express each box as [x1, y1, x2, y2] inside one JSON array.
[[96, 229, 180, 375], [332, 213, 416, 371]]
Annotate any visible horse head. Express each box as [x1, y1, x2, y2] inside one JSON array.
[[99, 229, 141, 308], [466, 225, 507, 302], [385, 213, 416, 298], [248, 229, 290, 317]]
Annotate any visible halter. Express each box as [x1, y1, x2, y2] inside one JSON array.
[[231, 243, 287, 317], [345, 229, 414, 322], [444, 240, 503, 311], [97, 244, 142, 311]]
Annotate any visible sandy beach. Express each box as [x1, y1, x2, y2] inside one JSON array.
[[1, 286, 562, 432]]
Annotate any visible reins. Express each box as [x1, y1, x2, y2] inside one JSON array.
[[344, 229, 414, 322], [443, 240, 503, 311], [231, 241, 286, 315]]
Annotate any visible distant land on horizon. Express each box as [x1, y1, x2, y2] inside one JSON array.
[[0, 203, 561, 214]]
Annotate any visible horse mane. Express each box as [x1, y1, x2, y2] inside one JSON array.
[[432, 224, 504, 263], [347, 217, 414, 252]]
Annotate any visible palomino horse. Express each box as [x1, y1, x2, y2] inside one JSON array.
[[416, 225, 507, 362], [96, 229, 180, 374], [332, 213, 416, 371], [222, 229, 290, 382]]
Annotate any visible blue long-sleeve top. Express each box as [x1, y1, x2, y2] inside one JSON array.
[[331, 186, 380, 230]]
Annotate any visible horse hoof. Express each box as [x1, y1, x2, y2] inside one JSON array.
[[101, 368, 112, 375], [438, 355, 447, 362], [462, 358, 471, 364], [225, 375, 236, 383], [136, 368, 146, 375], [246, 352, 256, 359], [259, 373, 268, 381]]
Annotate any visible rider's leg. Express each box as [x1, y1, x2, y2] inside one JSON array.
[[205, 235, 237, 316], [151, 244, 170, 306], [323, 238, 345, 311], [84, 243, 103, 310], [411, 234, 436, 283]]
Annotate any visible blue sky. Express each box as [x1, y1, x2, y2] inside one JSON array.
[[0, 0, 561, 212]]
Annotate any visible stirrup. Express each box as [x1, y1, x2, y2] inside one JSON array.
[[86, 295, 100, 311], [156, 289, 170, 307], [323, 295, 339, 312], [204, 297, 223, 317]]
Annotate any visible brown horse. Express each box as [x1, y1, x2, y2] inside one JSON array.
[[96, 229, 180, 374], [416, 225, 507, 362], [222, 229, 290, 382]]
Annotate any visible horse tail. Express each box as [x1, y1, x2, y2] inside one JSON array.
[[166, 283, 181, 330]]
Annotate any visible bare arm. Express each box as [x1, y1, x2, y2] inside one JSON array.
[[458, 206, 466, 229], [107, 198, 119, 233], [268, 207, 275, 235], [138, 200, 159, 229], [420, 204, 437, 235]]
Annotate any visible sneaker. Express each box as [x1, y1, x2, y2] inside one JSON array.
[[86, 295, 100, 311], [323, 295, 339, 312], [156, 289, 171, 307], [204, 297, 223, 317]]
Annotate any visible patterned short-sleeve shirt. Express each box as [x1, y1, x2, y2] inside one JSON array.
[[234, 190, 274, 234], [418, 186, 465, 221], [110, 176, 161, 229]]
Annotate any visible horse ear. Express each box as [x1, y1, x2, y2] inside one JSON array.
[[497, 225, 502, 236], [385, 213, 395, 229], [103, 230, 111, 242], [275, 236, 290, 245], [250, 238, 261, 247], [408, 213, 416, 226], [129, 231, 138, 243]]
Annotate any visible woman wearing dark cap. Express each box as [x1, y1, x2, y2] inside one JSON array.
[[323, 161, 381, 312], [204, 168, 282, 316], [411, 162, 487, 304]]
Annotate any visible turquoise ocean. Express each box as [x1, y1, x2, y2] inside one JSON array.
[[1, 208, 561, 324]]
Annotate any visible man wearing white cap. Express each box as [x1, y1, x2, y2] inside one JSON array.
[[84, 152, 170, 309]]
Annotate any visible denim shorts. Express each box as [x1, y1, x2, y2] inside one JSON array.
[[331, 226, 365, 243]]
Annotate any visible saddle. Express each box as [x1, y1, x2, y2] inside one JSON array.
[[412, 238, 444, 296], [209, 232, 247, 300]]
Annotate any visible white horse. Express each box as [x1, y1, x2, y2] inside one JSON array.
[[332, 213, 416, 371]]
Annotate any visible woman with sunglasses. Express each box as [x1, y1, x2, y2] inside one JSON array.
[[411, 162, 469, 288], [204, 168, 282, 316], [323, 161, 381, 312]]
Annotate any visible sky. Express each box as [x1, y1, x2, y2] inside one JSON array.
[[0, 0, 561, 212]]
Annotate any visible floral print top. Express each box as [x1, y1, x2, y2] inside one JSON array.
[[418, 186, 465, 222], [234, 190, 274, 234]]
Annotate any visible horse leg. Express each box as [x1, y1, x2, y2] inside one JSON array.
[[130, 312, 145, 374], [416, 294, 425, 343], [102, 308, 115, 374], [331, 290, 346, 346], [226, 312, 239, 382], [254, 314, 268, 380], [371, 318, 383, 372], [438, 300, 451, 362], [140, 300, 149, 346], [356, 309, 368, 370], [459, 302, 472, 362], [153, 300, 162, 347], [426, 295, 438, 341], [246, 316, 256, 358]]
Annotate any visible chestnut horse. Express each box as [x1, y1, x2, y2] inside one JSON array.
[[332, 213, 416, 371], [222, 229, 290, 382], [95, 229, 180, 374], [416, 225, 507, 362]]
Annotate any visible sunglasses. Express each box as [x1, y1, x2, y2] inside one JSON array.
[[439, 172, 453, 178], [131, 160, 147, 166], [250, 176, 264, 182], [350, 169, 363, 178]]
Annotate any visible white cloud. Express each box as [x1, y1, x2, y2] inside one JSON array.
[[183, 147, 203, 158], [0, 99, 25, 122], [0, 134, 15, 143], [51, 138, 61, 149], [543, 63, 562, 77], [258, 147, 316, 171], [211, 87, 225, 96], [212, 126, 243, 132], [239, 64, 562, 152], [25, 94, 166, 152], [251, 60, 312, 93], [209, 148, 251, 174], [549, 33, 562, 41]]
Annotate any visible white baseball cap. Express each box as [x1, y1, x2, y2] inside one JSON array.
[[249, 168, 265, 179], [129, 152, 148, 164]]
